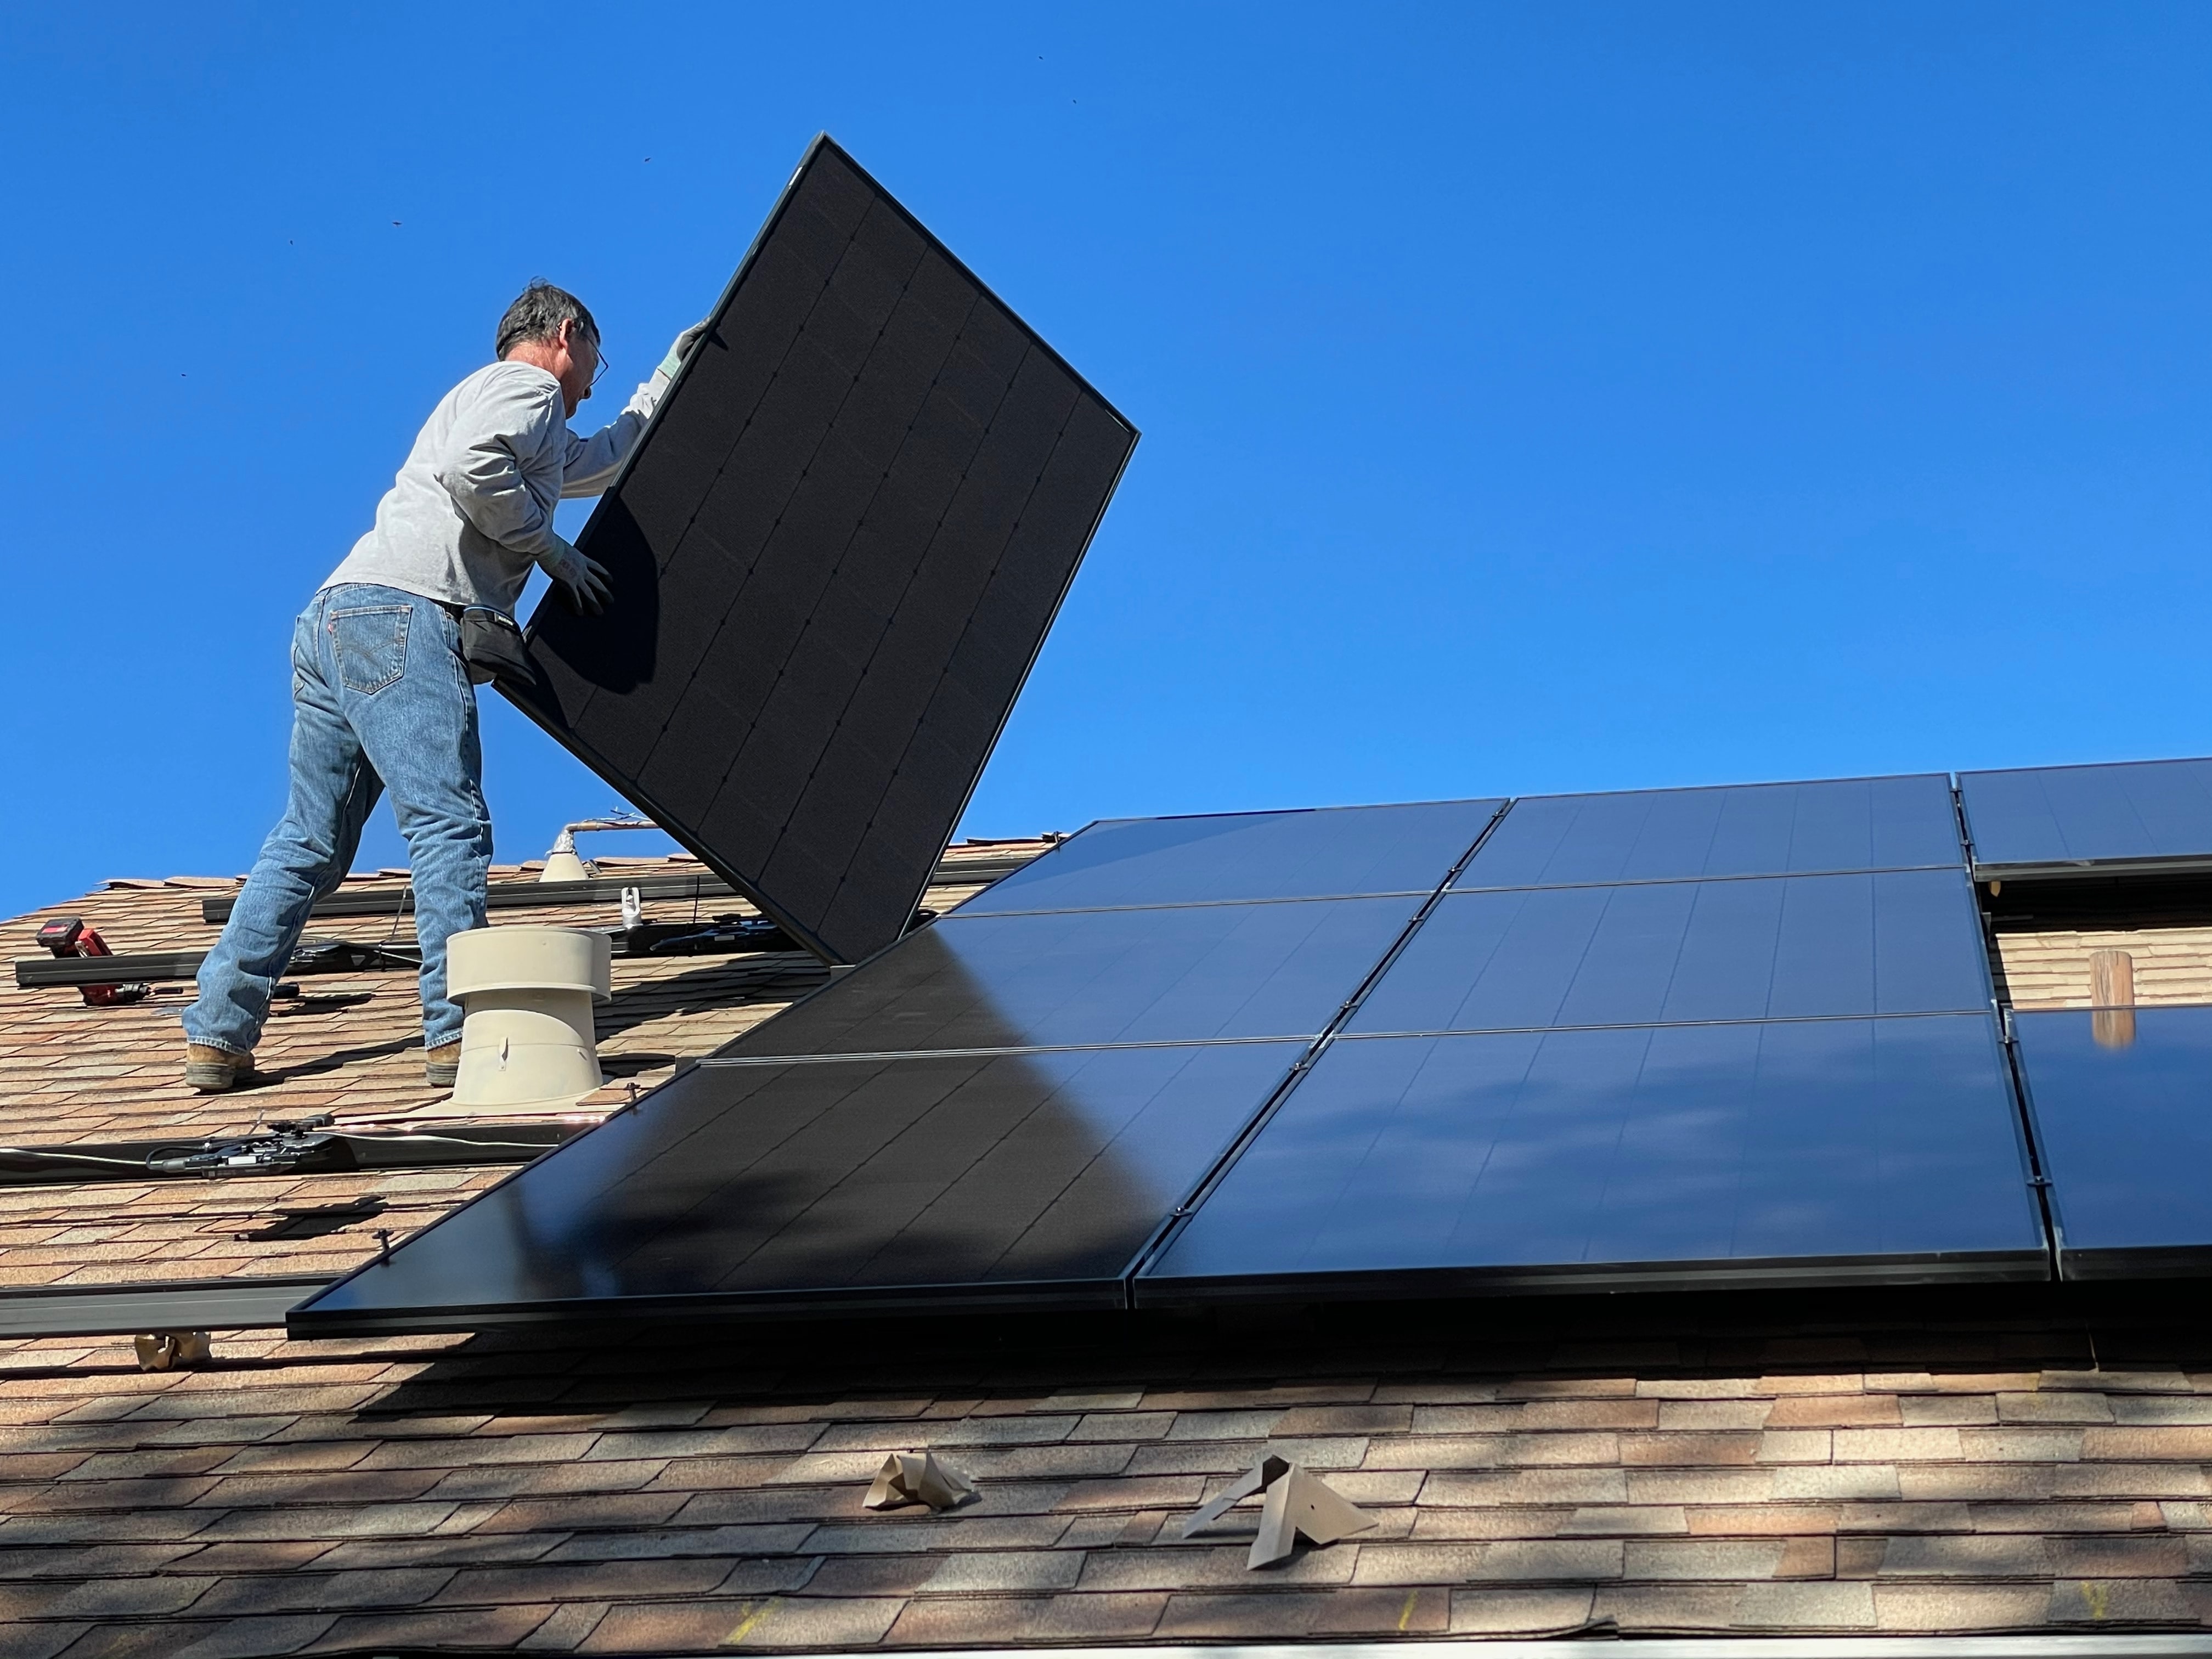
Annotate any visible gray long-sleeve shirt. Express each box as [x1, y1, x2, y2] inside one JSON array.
[[322, 359, 665, 614]]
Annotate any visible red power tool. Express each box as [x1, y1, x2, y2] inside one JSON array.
[[35, 918, 150, 1006]]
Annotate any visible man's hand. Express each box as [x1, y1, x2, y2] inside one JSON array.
[[539, 535, 612, 616], [659, 320, 710, 378]]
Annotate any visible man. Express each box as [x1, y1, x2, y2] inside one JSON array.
[[183, 281, 703, 1092]]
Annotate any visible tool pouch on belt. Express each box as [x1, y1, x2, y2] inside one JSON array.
[[458, 607, 535, 689]]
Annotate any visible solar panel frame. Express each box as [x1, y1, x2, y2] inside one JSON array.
[[502, 134, 1138, 965], [1959, 758, 2212, 881]]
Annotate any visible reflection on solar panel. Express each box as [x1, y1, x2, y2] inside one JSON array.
[[960, 800, 1505, 915], [1959, 759, 2212, 879], [1142, 778, 2027, 1302], [1348, 870, 1990, 1035], [1144, 1017, 2044, 1297], [292, 802, 1494, 1332], [294, 767, 2085, 1338], [725, 898, 1426, 1056], [509, 135, 1138, 964], [1455, 775, 1961, 890], [292, 1042, 1306, 1331], [2013, 1008, 2212, 1278]]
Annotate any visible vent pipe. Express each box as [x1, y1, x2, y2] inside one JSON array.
[[445, 927, 612, 1112]]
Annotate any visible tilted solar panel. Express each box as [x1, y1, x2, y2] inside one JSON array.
[[2012, 1008, 2212, 1279], [1959, 758, 2212, 879], [506, 136, 1138, 963]]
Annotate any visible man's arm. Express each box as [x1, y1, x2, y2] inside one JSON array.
[[558, 403, 648, 498], [432, 370, 568, 558], [559, 324, 710, 498]]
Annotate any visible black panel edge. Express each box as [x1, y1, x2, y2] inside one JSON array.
[[2059, 1246, 2212, 1282], [1132, 1251, 2053, 1308], [1501, 770, 1957, 805], [908, 410, 1139, 969], [1959, 755, 2212, 783], [1973, 856, 2212, 883], [286, 1274, 1126, 1338]]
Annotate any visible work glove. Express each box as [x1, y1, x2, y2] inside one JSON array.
[[659, 319, 710, 377], [627, 320, 712, 420], [538, 535, 612, 616]]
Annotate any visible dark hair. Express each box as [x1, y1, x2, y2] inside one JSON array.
[[494, 281, 599, 359]]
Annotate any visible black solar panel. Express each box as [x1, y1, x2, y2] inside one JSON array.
[[958, 800, 1505, 915], [291, 810, 1473, 1331], [1455, 775, 1962, 890], [1348, 870, 1991, 1035], [1143, 1015, 2045, 1299], [2012, 1008, 2212, 1278], [291, 1041, 1305, 1331], [507, 136, 1138, 963], [1959, 759, 2212, 879]]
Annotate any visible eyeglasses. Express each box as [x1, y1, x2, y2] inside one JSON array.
[[586, 341, 611, 390]]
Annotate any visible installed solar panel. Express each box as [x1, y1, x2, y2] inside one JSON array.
[[958, 799, 1505, 915], [292, 1041, 1305, 1331], [2012, 1008, 2212, 1278], [1143, 1015, 2044, 1299], [725, 897, 1423, 1056], [1959, 759, 2212, 879], [1348, 870, 1991, 1035], [1455, 775, 1962, 891], [508, 135, 1138, 964]]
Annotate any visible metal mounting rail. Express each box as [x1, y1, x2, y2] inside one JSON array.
[[192, 850, 1044, 926], [0, 1275, 333, 1337]]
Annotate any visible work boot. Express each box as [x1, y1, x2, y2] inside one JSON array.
[[425, 1045, 461, 1091], [184, 1045, 252, 1093]]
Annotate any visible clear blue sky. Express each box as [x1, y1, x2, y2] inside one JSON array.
[[4, 3, 2207, 920]]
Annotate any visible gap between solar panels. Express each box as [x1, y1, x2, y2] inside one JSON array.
[[495, 135, 1138, 968]]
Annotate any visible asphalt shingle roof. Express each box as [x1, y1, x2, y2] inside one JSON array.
[[4, 842, 2211, 1652]]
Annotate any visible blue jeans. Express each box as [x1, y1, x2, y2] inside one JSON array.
[[185, 585, 493, 1056]]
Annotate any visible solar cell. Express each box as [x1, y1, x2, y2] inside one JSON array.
[[1350, 870, 1991, 1035], [1142, 1015, 2044, 1299], [2012, 1008, 2212, 1278], [1959, 758, 2212, 878], [957, 800, 1505, 916], [725, 897, 1425, 1057], [292, 1041, 1305, 1331], [508, 136, 1138, 964], [1455, 775, 1962, 891]]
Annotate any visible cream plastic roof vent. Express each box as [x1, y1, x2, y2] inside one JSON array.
[[445, 927, 612, 1113]]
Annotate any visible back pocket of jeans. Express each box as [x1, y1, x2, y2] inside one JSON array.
[[331, 606, 411, 695]]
